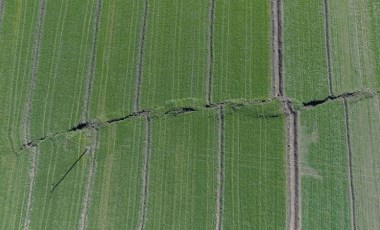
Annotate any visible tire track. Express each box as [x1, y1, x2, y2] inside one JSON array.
[[215, 105, 225, 230], [323, 0, 333, 96], [277, 0, 285, 97], [134, 0, 149, 112], [343, 98, 357, 230], [271, 0, 280, 97], [82, 0, 102, 123], [207, 0, 216, 105], [284, 100, 300, 230], [79, 129, 99, 230], [22, 146, 40, 230], [23, 0, 46, 145], [138, 112, 152, 230]]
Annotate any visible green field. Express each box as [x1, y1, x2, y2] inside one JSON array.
[[300, 101, 352, 229], [347, 95, 380, 229], [1, 0, 380, 229]]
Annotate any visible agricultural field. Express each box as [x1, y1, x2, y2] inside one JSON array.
[[1, 0, 380, 229]]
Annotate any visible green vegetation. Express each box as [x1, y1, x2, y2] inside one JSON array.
[[347, 95, 380, 229], [223, 103, 286, 229], [30, 0, 96, 140], [146, 110, 217, 228], [213, 0, 271, 102], [28, 132, 90, 229], [89, 1, 144, 121], [87, 118, 145, 228], [300, 101, 351, 229], [329, 0, 380, 94], [284, 0, 329, 101], [141, 0, 208, 109]]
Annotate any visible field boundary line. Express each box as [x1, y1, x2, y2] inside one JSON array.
[[134, 0, 149, 112], [138, 112, 152, 230], [79, 129, 99, 230], [82, 0, 102, 122], [343, 98, 357, 230], [22, 146, 40, 230], [277, 0, 284, 97], [215, 105, 225, 230], [323, 0, 333, 96], [206, 0, 216, 105], [22, 0, 46, 145], [271, 0, 280, 97]]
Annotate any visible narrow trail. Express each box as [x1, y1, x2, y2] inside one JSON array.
[[343, 98, 357, 230], [134, 0, 149, 112], [271, 0, 280, 97], [277, 0, 284, 97], [82, 0, 102, 123], [22, 0, 46, 145], [79, 129, 99, 230], [323, 0, 333, 96], [215, 105, 225, 230], [138, 112, 152, 230], [207, 0, 216, 105], [22, 146, 39, 230]]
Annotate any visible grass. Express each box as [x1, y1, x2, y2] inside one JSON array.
[[89, 0, 144, 121], [140, 0, 209, 109], [30, 0, 96, 140], [284, 0, 330, 101], [347, 95, 380, 229], [28, 132, 90, 229], [213, 0, 271, 102], [300, 101, 351, 229], [329, 0, 380, 94], [223, 102, 286, 229], [146, 110, 217, 229], [87, 118, 145, 229]]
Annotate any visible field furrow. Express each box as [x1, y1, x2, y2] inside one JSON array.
[[347, 95, 380, 229], [213, 0, 272, 102]]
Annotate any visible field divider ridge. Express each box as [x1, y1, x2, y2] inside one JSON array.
[[215, 105, 225, 230], [134, 0, 149, 112], [138, 112, 152, 230], [82, 0, 102, 123], [343, 98, 357, 230]]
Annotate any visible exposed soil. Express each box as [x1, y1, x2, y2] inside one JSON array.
[[23, 146, 40, 230], [79, 129, 99, 230], [343, 98, 357, 230], [207, 0, 216, 105], [215, 105, 225, 230], [277, 0, 285, 97], [134, 0, 149, 112], [82, 0, 102, 123], [323, 0, 333, 96], [271, 0, 280, 97], [138, 113, 152, 230]]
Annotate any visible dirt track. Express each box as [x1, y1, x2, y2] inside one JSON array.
[[207, 0, 216, 105], [215, 105, 225, 230]]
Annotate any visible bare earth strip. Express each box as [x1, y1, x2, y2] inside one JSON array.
[[138, 113, 152, 230], [283, 100, 300, 230], [343, 98, 357, 230], [134, 0, 149, 112], [82, 0, 102, 122], [22, 146, 40, 230], [271, 0, 280, 98], [215, 105, 225, 230], [323, 0, 333, 96], [207, 0, 216, 105], [22, 0, 46, 145], [277, 0, 284, 97], [79, 129, 99, 230]]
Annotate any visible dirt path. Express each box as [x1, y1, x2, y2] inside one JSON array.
[[23, 146, 40, 230], [271, 0, 280, 97], [138, 113, 152, 230], [343, 98, 357, 230], [207, 0, 216, 105], [323, 0, 333, 96], [283, 100, 300, 230], [277, 0, 285, 97], [134, 0, 149, 112], [82, 0, 102, 123], [78, 129, 99, 230], [215, 105, 225, 230]]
